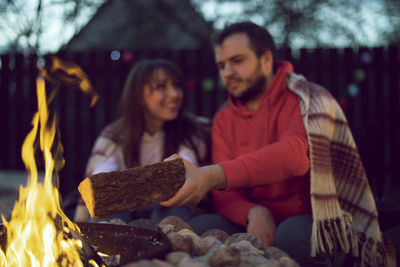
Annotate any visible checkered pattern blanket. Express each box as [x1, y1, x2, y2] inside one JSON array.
[[287, 72, 395, 266]]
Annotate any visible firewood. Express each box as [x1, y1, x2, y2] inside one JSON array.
[[78, 158, 185, 219]]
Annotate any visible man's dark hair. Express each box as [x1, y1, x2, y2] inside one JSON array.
[[212, 21, 276, 67]]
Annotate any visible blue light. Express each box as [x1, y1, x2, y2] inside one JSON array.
[[110, 50, 121, 61], [347, 84, 359, 97], [36, 57, 46, 69], [361, 52, 372, 64]]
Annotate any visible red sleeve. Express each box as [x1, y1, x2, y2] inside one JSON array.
[[211, 111, 258, 226], [216, 106, 309, 191]]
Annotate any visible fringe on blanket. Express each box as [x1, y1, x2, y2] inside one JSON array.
[[311, 214, 392, 267], [310, 212, 356, 257], [358, 234, 388, 267]]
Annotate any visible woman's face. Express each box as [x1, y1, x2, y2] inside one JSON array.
[[142, 68, 183, 126]]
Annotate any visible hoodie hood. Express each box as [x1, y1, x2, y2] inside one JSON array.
[[227, 61, 294, 117]]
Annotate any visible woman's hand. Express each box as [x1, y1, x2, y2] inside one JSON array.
[[247, 205, 276, 248], [160, 154, 226, 207]]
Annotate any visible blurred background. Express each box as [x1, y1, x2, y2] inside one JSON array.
[[0, 0, 399, 230]]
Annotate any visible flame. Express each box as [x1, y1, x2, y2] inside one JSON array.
[[0, 58, 101, 266], [40, 56, 100, 107]]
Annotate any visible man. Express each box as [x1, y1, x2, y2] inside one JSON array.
[[161, 22, 393, 266]]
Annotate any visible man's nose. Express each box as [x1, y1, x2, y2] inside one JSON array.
[[221, 63, 235, 78]]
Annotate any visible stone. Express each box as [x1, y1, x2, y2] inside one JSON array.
[[109, 218, 128, 225], [178, 229, 202, 244], [167, 231, 195, 255], [165, 251, 191, 266], [151, 259, 174, 267], [208, 246, 241, 267], [177, 257, 209, 267], [159, 215, 193, 232], [239, 250, 269, 266], [229, 240, 264, 255], [263, 246, 290, 260], [224, 233, 263, 250], [201, 229, 229, 243], [159, 224, 175, 234], [195, 236, 224, 257]]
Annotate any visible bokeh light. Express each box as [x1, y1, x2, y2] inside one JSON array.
[[202, 78, 214, 91], [347, 84, 359, 97], [110, 50, 121, 61], [354, 69, 366, 82], [122, 51, 133, 62], [186, 81, 196, 91]]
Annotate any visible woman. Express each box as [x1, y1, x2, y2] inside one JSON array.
[[74, 59, 207, 223]]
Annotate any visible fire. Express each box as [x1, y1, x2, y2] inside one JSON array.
[[0, 57, 100, 266]]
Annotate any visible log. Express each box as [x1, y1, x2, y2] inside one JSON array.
[[78, 158, 185, 219]]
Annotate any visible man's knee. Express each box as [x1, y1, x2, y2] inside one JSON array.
[[274, 215, 313, 251], [274, 214, 354, 267]]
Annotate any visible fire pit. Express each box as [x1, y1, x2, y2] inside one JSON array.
[[0, 221, 171, 266], [77, 222, 170, 264]]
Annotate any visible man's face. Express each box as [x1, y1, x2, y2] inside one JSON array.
[[215, 33, 270, 102]]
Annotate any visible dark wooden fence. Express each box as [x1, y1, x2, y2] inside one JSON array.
[[0, 47, 399, 206]]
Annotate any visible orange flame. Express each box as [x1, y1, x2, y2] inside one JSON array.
[[0, 57, 101, 266], [40, 56, 100, 107]]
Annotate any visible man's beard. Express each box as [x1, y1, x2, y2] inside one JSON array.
[[231, 73, 267, 104]]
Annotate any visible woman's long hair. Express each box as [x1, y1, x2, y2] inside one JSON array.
[[118, 59, 203, 168]]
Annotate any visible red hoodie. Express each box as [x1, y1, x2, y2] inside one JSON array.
[[211, 61, 311, 226]]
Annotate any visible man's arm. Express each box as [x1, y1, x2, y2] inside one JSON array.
[[162, 102, 309, 206], [213, 100, 309, 190], [211, 117, 276, 248], [247, 205, 276, 248]]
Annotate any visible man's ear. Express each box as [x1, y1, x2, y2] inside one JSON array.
[[260, 51, 273, 75]]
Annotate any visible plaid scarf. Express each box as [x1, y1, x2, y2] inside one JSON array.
[[287, 72, 395, 267]]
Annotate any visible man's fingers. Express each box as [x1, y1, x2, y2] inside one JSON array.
[[163, 153, 181, 162], [161, 155, 202, 207], [160, 182, 193, 207]]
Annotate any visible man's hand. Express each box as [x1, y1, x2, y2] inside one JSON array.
[[160, 154, 226, 207], [247, 205, 276, 248]]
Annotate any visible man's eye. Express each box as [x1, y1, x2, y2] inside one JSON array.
[[217, 64, 225, 70], [232, 58, 243, 64]]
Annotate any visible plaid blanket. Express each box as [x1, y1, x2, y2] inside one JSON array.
[[287, 72, 395, 267], [84, 119, 123, 177]]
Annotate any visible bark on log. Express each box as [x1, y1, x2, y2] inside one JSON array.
[[78, 158, 185, 219]]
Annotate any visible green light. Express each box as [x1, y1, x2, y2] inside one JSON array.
[[202, 78, 214, 91], [354, 69, 366, 82]]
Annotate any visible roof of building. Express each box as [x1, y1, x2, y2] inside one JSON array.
[[63, 0, 214, 52]]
